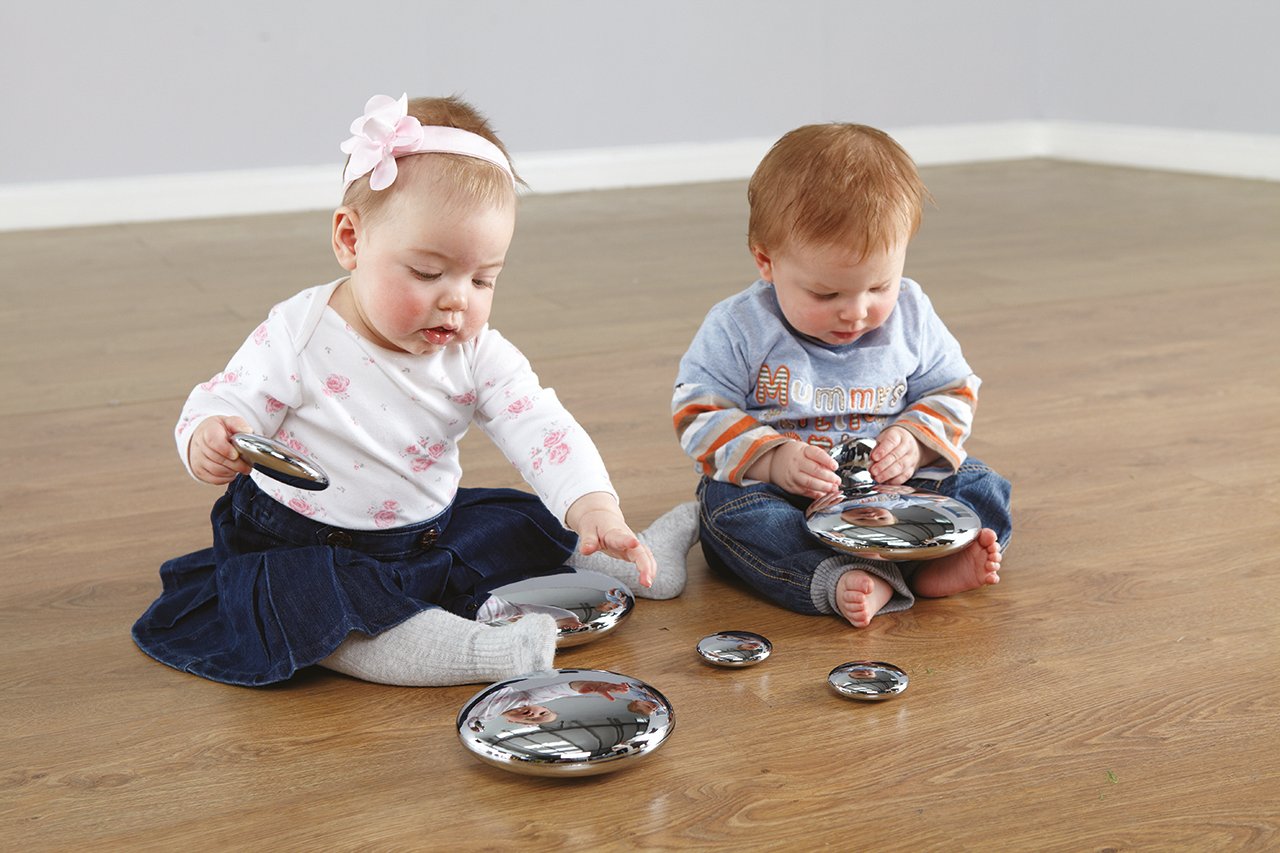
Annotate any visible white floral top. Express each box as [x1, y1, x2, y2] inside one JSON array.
[[176, 279, 616, 529]]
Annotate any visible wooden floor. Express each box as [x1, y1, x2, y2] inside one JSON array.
[[3, 160, 1279, 850]]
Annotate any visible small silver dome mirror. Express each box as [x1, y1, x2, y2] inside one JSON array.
[[828, 661, 909, 701], [696, 631, 772, 667], [231, 432, 329, 491]]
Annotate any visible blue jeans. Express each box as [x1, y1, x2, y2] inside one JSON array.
[[697, 459, 1013, 616]]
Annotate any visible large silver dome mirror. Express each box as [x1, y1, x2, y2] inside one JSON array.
[[806, 438, 978, 561], [457, 668, 675, 776]]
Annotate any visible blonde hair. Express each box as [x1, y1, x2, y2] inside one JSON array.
[[747, 123, 930, 258], [341, 95, 521, 221]]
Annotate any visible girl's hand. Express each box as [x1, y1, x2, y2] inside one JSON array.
[[566, 493, 657, 588], [869, 426, 930, 485], [188, 416, 255, 485]]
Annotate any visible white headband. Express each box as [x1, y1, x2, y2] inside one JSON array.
[[339, 93, 515, 191]]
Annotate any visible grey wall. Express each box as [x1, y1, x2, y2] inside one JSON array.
[[2, 0, 1274, 186], [1039, 0, 1280, 134]]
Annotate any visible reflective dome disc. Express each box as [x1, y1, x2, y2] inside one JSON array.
[[457, 668, 675, 776], [806, 485, 980, 561], [696, 631, 772, 667], [806, 437, 978, 561], [828, 661, 909, 701], [485, 570, 634, 647]]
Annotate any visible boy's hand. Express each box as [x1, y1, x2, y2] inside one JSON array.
[[756, 440, 841, 499], [869, 426, 932, 485], [566, 493, 657, 588], [189, 415, 254, 485]]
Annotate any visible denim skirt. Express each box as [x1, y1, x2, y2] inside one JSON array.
[[132, 475, 577, 686]]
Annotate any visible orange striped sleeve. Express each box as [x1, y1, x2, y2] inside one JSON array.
[[727, 434, 785, 483], [673, 403, 720, 434], [697, 415, 759, 474], [899, 421, 961, 469], [906, 402, 962, 443]]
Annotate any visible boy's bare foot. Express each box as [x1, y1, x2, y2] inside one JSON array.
[[836, 570, 895, 628], [910, 528, 1002, 598]]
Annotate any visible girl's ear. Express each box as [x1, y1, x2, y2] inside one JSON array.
[[750, 245, 774, 282], [332, 207, 360, 271]]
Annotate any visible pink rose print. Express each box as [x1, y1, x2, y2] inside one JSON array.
[[177, 413, 203, 436], [370, 500, 400, 529], [252, 323, 269, 345], [402, 437, 448, 475], [289, 497, 319, 517], [451, 390, 476, 406], [265, 395, 285, 415], [199, 370, 241, 392], [506, 397, 533, 418], [526, 424, 576, 474], [323, 374, 351, 399], [273, 429, 313, 457]]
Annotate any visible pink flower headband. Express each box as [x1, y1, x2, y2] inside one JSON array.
[[340, 94, 515, 191]]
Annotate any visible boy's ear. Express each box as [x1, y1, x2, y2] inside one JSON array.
[[332, 207, 360, 271], [750, 245, 774, 282]]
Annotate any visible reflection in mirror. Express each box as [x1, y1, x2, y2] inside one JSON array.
[[457, 668, 675, 776], [829, 437, 877, 489]]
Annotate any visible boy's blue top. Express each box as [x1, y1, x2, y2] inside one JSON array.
[[673, 277, 980, 482]]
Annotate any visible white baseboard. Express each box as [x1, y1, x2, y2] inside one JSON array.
[[3, 121, 1276, 231], [2, 166, 344, 232], [1043, 121, 1280, 182], [517, 137, 777, 195], [893, 121, 1052, 166]]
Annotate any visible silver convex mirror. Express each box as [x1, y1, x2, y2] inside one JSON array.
[[806, 438, 978, 561], [457, 668, 675, 777], [231, 432, 330, 491], [697, 631, 772, 667], [484, 570, 634, 647], [828, 661, 909, 701]]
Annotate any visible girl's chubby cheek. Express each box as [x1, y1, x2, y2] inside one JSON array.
[[390, 302, 425, 327]]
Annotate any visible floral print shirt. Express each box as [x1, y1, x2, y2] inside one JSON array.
[[177, 280, 616, 529]]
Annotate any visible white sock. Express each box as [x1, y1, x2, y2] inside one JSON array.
[[318, 607, 557, 687], [566, 501, 699, 599]]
